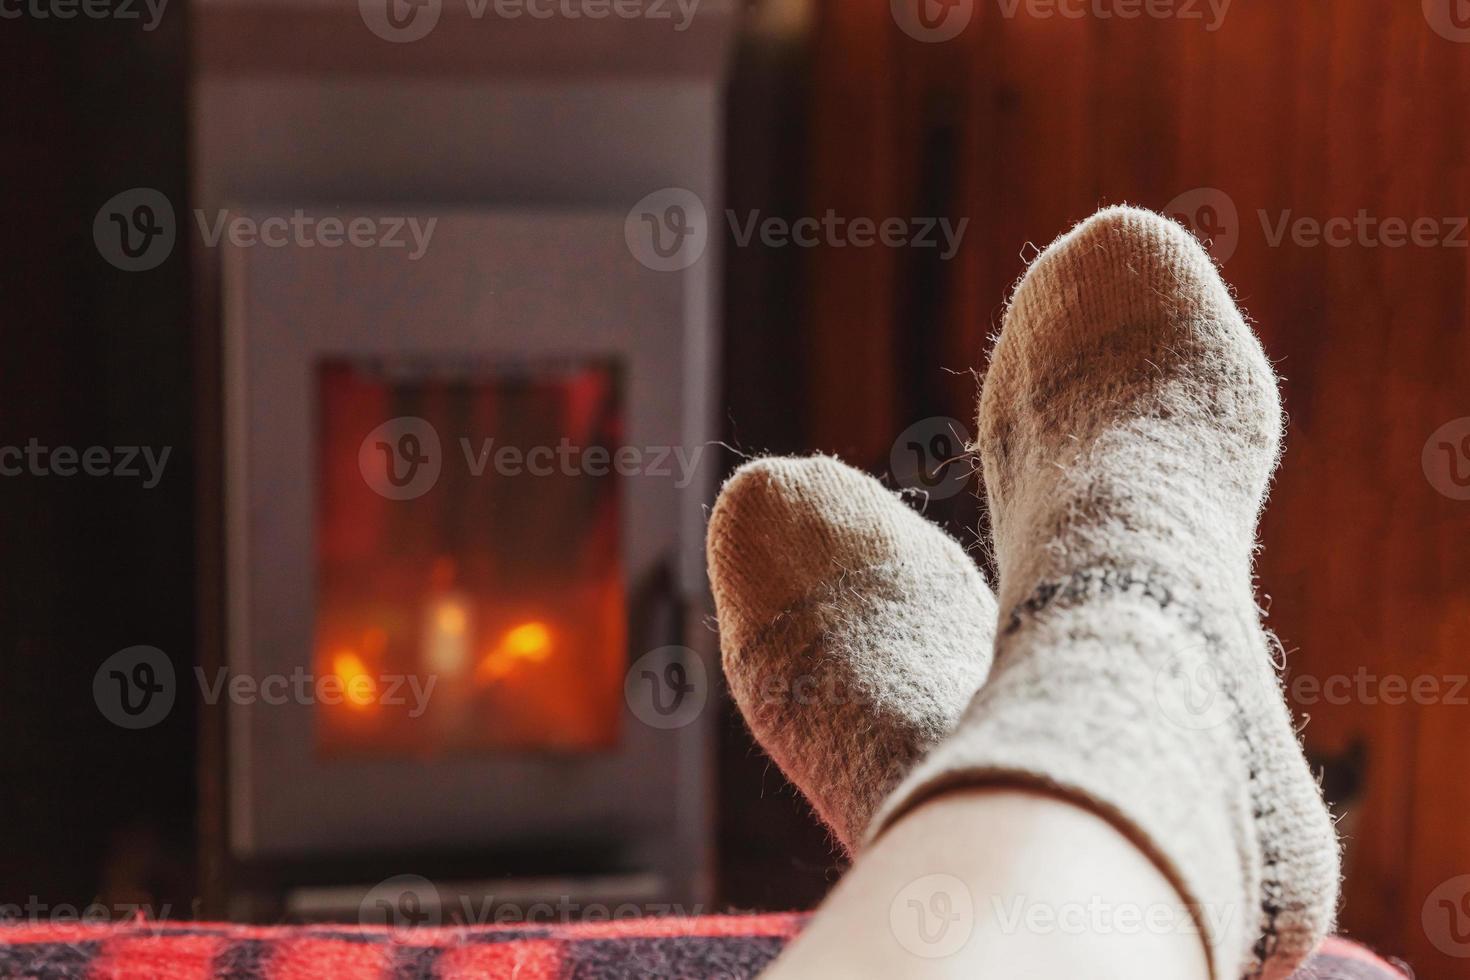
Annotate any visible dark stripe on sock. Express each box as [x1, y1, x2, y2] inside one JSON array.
[[1002, 564, 1195, 635], [1005, 563, 1295, 979]]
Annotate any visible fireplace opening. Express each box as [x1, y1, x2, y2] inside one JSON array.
[[314, 357, 626, 757]]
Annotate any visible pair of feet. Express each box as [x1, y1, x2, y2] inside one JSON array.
[[706, 207, 1340, 980]]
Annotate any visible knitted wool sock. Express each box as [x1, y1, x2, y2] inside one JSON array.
[[868, 207, 1340, 980], [706, 455, 998, 853]]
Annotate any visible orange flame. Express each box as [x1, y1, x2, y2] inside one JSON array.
[[476, 621, 553, 684], [332, 649, 378, 709]]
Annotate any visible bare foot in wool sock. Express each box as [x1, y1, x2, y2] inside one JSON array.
[[706, 456, 998, 853], [869, 207, 1340, 979]]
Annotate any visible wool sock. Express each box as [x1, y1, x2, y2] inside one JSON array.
[[867, 207, 1340, 979], [706, 455, 998, 853]]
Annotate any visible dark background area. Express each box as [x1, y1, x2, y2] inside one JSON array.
[[1, 11, 197, 912], [5, 1, 1470, 975]]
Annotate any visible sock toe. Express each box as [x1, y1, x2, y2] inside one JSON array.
[[706, 454, 998, 852], [708, 455, 945, 649], [982, 205, 1283, 531], [1010, 205, 1234, 330]]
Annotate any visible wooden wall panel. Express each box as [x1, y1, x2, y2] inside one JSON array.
[[803, 0, 1470, 971], [803, 1, 903, 463]]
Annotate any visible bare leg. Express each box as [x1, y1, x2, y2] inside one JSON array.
[[766, 788, 1214, 980]]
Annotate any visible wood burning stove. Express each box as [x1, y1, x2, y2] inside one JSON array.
[[191, 5, 735, 920]]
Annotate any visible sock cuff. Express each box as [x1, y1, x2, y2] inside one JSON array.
[[862, 610, 1263, 980]]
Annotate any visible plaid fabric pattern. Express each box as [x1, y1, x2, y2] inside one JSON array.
[[0, 914, 1407, 979]]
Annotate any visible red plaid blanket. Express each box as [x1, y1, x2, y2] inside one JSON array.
[[0, 915, 1408, 979]]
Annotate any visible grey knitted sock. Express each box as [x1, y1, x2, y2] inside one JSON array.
[[868, 207, 1340, 980], [706, 455, 998, 854]]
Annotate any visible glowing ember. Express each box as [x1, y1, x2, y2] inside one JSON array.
[[504, 622, 551, 656], [332, 650, 378, 709], [476, 621, 553, 684]]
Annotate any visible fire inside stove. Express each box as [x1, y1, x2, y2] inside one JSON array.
[[314, 358, 625, 756]]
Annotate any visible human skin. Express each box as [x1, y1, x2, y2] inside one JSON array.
[[764, 788, 1218, 980]]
